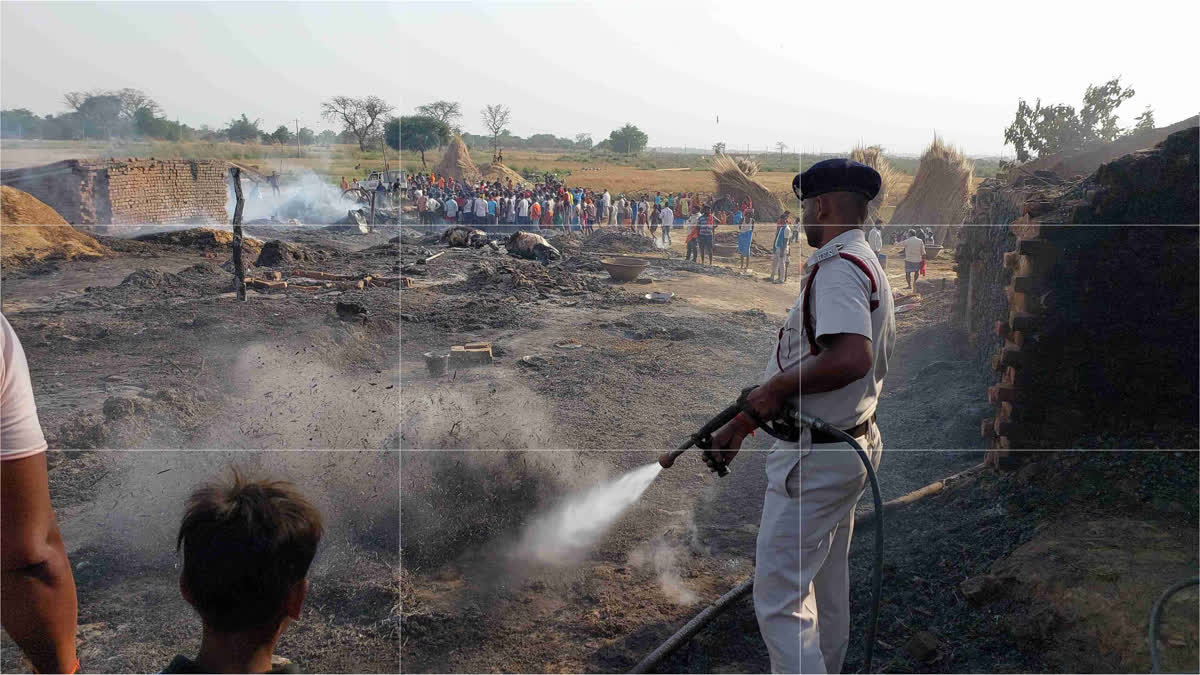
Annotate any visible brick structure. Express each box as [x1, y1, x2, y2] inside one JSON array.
[[956, 126, 1199, 455], [0, 158, 228, 225]]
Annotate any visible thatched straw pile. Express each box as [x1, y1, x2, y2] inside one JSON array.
[[889, 135, 973, 226], [480, 162, 527, 187], [710, 155, 785, 221], [435, 135, 480, 183], [849, 144, 902, 223], [735, 157, 759, 177]]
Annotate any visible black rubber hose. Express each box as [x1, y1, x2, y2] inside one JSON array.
[[1149, 576, 1199, 673], [627, 577, 754, 674], [801, 415, 883, 674]]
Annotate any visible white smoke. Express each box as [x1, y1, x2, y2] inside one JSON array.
[[226, 169, 359, 224]]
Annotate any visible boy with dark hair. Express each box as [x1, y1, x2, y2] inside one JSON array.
[[164, 470, 324, 674]]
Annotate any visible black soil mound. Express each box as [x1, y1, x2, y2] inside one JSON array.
[[255, 239, 332, 267]]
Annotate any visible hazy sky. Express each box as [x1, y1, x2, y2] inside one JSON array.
[[4, 1, 1193, 159], [800, 0, 1199, 157], [398, 1, 802, 152], [1, 0, 800, 153], [1, 1, 403, 134]]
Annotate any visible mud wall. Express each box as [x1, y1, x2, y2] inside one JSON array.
[[0, 160, 86, 223], [1, 159, 228, 225]]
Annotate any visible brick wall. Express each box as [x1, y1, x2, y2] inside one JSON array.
[[1, 158, 228, 225]]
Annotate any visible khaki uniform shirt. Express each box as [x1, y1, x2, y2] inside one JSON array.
[[798, 229, 896, 431]]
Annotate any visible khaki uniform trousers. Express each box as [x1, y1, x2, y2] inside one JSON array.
[[753, 448, 801, 674], [800, 421, 883, 674]]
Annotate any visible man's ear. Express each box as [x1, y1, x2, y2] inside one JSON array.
[[179, 574, 194, 607], [284, 578, 308, 621]]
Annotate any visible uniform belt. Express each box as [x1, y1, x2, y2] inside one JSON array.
[[810, 413, 876, 444]]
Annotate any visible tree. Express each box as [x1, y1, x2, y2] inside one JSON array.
[[480, 104, 512, 156], [76, 94, 123, 139], [1003, 77, 1139, 162], [415, 100, 462, 133], [527, 133, 559, 149], [595, 138, 612, 152], [385, 117, 400, 151], [1, 108, 43, 138], [574, 133, 593, 149], [271, 125, 293, 145], [776, 141, 788, 157], [224, 114, 262, 143], [1133, 105, 1156, 132], [607, 123, 648, 154], [115, 88, 160, 121], [321, 95, 395, 151], [400, 115, 450, 168], [317, 129, 338, 145], [298, 127, 315, 145], [712, 142, 726, 155]]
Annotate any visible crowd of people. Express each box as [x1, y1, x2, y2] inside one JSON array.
[[403, 171, 798, 282]]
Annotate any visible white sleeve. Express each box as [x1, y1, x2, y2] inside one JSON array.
[[810, 261, 873, 346], [1, 314, 48, 459]]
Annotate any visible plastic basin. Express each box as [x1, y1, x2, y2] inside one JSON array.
[[601, 257, 649, 282]]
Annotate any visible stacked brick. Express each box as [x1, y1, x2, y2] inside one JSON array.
[[0, 158, 228, 225], [956, 126, 1199, 455]]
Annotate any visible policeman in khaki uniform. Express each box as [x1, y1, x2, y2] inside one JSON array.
[[797, 159, 896, 673]]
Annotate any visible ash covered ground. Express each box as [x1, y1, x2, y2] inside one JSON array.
[[401, 450, 772, 674], [0, 450, 399, 674], [1, 225, 400, 449], [400, 226, 801, 450]]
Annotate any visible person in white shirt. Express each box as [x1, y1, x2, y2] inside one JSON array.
[[868, 225, 885, 270], [517, 196, 531, 226], [474, 195, 488, 222], [443, 196, 459, 223], [898, 229, 927, 290]]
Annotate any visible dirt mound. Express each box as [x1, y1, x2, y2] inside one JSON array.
[[1, 185, 69, 225], [435, 136, 480, 184], [255, 239, 332, 267], [480, 162, 528, 186], [582, 229, 659, 253], [454, 259, 632, 301], [0, 224, 111, 268], [133, 227, 264, 258]]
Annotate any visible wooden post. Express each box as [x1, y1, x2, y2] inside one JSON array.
[[230, 167, 246, 301]]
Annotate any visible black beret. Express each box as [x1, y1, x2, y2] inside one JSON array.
[[798, 158, 882, 201]]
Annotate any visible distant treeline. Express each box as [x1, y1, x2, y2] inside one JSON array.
[[801, 153, 1005, 178]]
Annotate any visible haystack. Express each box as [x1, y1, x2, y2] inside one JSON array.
[[849, 144, 902, 223], [1, 185, 70, 226], [480, 162, 528, 187], [435, 135, 480, 184], [710, 155, 785, 221], [735, 157, 759, 177], [889, 136, 973, 244], [1, 187, 110, 265]]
